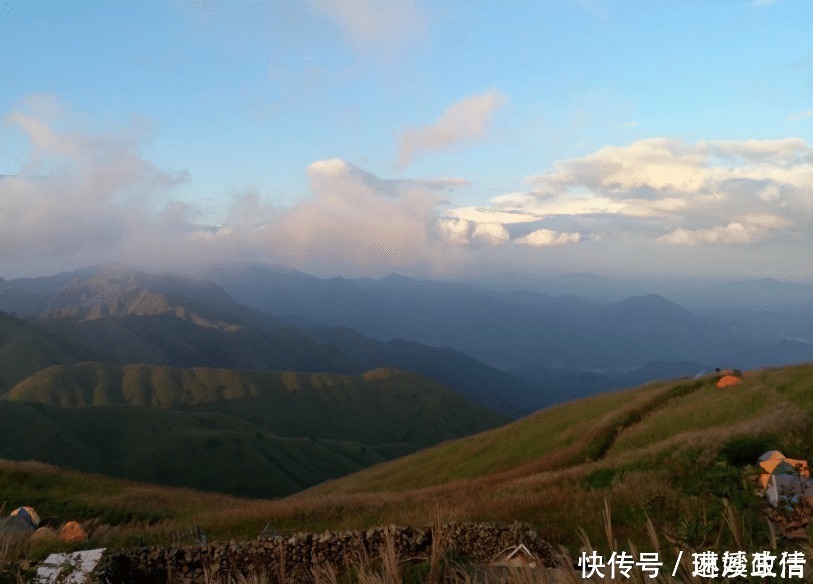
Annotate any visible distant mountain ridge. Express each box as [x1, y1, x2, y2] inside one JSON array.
[[192, 263, 811, 373], [0, 267, 539, 415]]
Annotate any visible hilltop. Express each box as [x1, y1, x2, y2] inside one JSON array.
[[0, 364, 506, 498]]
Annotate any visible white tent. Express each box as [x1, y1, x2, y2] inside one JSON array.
[[766, 475, 813, 508]]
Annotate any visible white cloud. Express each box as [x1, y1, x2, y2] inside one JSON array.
[[396, 90, 507, 168], [657, 214, 792, 246], [0, 97, 469, 276], [471, 222, 510, 246], [444, 137, 813, 249], [3, 98, 811, 279], [444, 201, 542, 225], [0, 97, 189, 270], [438, 217, 471, 245], [758, 184, 782, 201], [198, 157, 470, 274], [516, 229, 582, 247]]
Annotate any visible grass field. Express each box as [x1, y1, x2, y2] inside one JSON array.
[[1, 364, 812, 577]]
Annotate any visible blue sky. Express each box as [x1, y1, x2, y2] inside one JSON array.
[[1, 0, 812, 280]]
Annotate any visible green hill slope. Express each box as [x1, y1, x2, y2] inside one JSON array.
[[308, 364, 813, 496], [0, 311, 91, 391], [301, 375, 677, 494], [0, 364, 506, 497]]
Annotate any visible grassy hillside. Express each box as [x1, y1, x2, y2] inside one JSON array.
[[0, 311, 90, 392], [301, 365, 812, 496], [42, 314, 352, 374], [300, 377, 674, 494], [0, 459, 254, 547], [293, 364, 813, 545], [0, 364, 506, 497], [3, 364, 812, 554]]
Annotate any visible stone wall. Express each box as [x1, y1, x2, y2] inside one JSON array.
[[94, 522, 554, 583]]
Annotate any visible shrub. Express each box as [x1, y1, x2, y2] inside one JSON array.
[[719, 435, 774, 467], [581, 468, 618, 490]]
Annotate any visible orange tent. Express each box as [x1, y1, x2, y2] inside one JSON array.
[[58, 521, 87, 543], [716, 375, 741, 388]]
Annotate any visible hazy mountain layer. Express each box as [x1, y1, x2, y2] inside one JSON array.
[[197, 264, 813, 372]]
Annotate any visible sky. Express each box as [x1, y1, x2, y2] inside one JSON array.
[[0, 0, 812, 281]]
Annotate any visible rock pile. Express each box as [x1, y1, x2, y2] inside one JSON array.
[[95, 522, 554, 583]]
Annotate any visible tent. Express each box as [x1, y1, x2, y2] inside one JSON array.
[[11, 506, 40, 529], [716, 375, 741, 388], [758, 450, 786, 463], [760, 459, 809, 477], [766, 475, 813, 508], [756, 453, 810, 490], [0, 514, 35, 536], [58, 521, 87, 543]]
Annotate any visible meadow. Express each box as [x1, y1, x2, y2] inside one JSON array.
[[2, 364, 813, 581]]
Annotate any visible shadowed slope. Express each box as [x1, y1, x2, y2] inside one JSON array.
[[0, 311, 92, 391], [1, 364, 507, 497]]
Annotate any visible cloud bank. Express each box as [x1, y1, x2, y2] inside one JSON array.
[[0, 98, 468, 276], [1, 98, 811, 279], [443, 137, 811, 253]]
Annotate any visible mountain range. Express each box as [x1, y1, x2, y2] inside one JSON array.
[[0, 268, 538, 415], [1, 263, 811, 499], [192, 263, 811, 373]]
